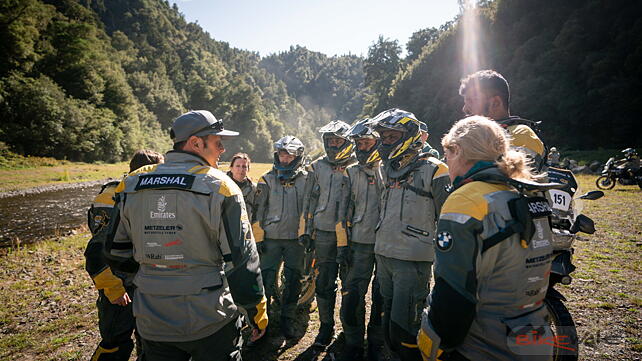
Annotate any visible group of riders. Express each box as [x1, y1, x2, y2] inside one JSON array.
[[84, 69, 560, 361]]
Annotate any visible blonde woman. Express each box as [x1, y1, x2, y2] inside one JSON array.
[[419, 116, 555, 361]]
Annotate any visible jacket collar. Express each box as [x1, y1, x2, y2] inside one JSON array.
[[452, 161, 497, 190], [164, 150, 211, 166], [227, 171, 251, 187]]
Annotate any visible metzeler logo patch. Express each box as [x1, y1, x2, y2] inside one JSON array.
[[135, 174, 195, 190]]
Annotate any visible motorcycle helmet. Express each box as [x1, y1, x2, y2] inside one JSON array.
[[319, 120, 354, 164], [346, 118, 381, 165], [373, 108, 422, 167], [273, 135, 305, 179], [622, 148, 637, 159]]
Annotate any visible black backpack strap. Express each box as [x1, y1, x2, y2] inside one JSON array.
[[480, 194, 551, 253], [401, 160, 438, 198], [403, 182, 433, 198], [481, 220, 524, 253]]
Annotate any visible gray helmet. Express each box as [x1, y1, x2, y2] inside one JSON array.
[[274, 136, 305, 178], [319, 120, 354, 164], [274, 135, 304, 157], [346, 119, 381, 165]]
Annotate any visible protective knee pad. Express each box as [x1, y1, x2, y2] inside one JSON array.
[[340, 285, 361, 327], [281, 267, 303, 305], [315, 262, 338, 299], [261, 269, 277, 298], [369, 278, 384, 326], [316, 296, 337, 326]]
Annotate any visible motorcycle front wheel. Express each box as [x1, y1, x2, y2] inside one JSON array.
[[595, 175, 615, 190], [545, 297, 579, 361]]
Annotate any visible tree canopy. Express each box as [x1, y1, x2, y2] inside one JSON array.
[[365, 0, 642, 151], [1, 0, 639, 163]]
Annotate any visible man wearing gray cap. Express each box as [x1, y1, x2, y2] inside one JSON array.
[[105, 110, 268, 361], [419, 121, 440, 159]]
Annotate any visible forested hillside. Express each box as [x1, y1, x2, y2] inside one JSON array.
[[366, 0, 642, 150], [0, 0, 364, 162], [1, 0, 640, 163], [260, 46, 366, 127]]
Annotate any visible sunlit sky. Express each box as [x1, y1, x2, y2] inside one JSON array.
[[169, 0, 461, 57]]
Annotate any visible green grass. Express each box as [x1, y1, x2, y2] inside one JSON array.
[[0, 148, 275, 193], [0, 161, 129, 193]]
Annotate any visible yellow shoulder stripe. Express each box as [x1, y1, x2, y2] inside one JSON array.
[[428, 157, 449, 178], [218, 177, 242, 197], [93, 192, 115, 206], [114, 179, 126, 193], [188, 165, 212, 174], [130, 164, 158, 176], [507, 125, 545, 156], [116, 164, 159, 192], [441, 182, 509, 220]]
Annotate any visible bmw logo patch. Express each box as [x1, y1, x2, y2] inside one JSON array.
[[437, 232, 453, 251]]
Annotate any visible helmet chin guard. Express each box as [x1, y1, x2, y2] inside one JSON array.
[[273, 136, 305, 179], [319, 120, 354, 164], [373, 108, 423, 167], [346, 118, 381, 166]]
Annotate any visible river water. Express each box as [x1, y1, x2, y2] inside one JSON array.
[[0, 184, 102, 247]]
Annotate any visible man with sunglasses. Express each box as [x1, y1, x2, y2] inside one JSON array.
[[105, 110, 267, 361]]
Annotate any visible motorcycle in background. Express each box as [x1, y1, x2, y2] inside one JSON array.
[[546, 167, 604, 361], [595, 157, 642, 190]]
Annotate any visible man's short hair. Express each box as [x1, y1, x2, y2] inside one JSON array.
[[459, 70, 510, 109], [129, 149, 164, 172], [172, 135, 208, 151]]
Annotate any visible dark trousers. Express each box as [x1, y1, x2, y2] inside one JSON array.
[[314, 229, 348, 327], [260, 238, 305, 320], [376, 255, 432, 361], [91, 286, 141, 361], [340, 242, 384, 348], [141, 317, 242, 361]]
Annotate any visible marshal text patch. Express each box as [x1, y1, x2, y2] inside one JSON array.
[[135, 174, 195, 191]]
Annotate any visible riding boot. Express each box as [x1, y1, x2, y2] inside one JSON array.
[[280, 315, 296, 339], [338, 343, 365, 361], [313, 322, 335, 347]]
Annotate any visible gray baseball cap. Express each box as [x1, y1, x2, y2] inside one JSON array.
[[170, 110, 239, 143], [419, 121, 428, 132]]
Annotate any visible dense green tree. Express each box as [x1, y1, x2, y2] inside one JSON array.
[[362, 36, 402, 116], [378, 0, 641, 151], [406, 27, 440, 63]]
